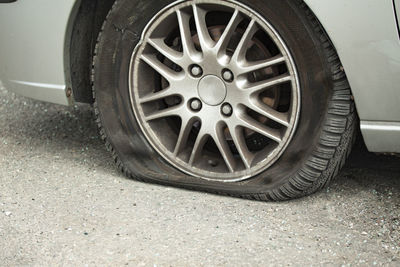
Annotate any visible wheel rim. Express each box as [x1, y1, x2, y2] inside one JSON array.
[[129, 0, 300, 181]]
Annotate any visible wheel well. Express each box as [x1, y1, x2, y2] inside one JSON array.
[[68, 0, 116, 104], [67, 0, 347, 105]]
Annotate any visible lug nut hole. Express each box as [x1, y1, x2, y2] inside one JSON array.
[[222, 69, 234, 82], [221, 103, 233, 117], [189, 65, 203, 78], [189, 98, 202, 112]]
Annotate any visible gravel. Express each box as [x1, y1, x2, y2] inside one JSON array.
[[0, 82, 399, 266]]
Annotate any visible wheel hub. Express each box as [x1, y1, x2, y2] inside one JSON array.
[[197, 75, 227, 106]]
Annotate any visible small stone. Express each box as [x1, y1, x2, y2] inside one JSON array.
[[4, 211, 11, 216]]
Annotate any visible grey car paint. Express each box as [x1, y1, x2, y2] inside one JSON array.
[[305, 0, 400, 153], [0, 0, 76, 105], [395, 0, 400, 28], [0, 0, 399, 153]]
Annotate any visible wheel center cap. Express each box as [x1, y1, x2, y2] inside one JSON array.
[[197, 75, 227, 106]]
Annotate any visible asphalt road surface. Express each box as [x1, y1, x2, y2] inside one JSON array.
[[0, 83, 399, 266]]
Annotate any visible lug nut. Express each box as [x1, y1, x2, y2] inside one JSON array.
[[221, 103, 233, 116], [190, 99, 202, 111], [190, 65, 203, 77], [222, 69, 234, 82]]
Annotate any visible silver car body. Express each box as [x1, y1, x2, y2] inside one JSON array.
[[1, 0, 399, 152]]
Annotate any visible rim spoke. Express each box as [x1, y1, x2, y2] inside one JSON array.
[[176, 10, 198, 60], [215, 9, 242, 55], [247, 100, 290, 127], [245, 74, 292, 95], [189, 131, 209, 166], [228, 124, 254, 169], [239, 55, 285, 74], [148, 38, 184, 66], [145, 104, 183, 121], [213, 125, 236, 172], [192, 4, 215, 50], [232, 19, 258, 63], [174, 117, 197, 156], [141, 54, 183, 82], [139, 86, 180, 104], [238, 114, 282, 143]]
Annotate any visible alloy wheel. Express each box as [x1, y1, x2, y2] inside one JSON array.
[[129, 0, 300, 181]]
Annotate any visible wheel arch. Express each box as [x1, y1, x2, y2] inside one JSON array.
[[65, 0, 351, 105], [64, 0, 344, 106], [304, 0, 400, 153]]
